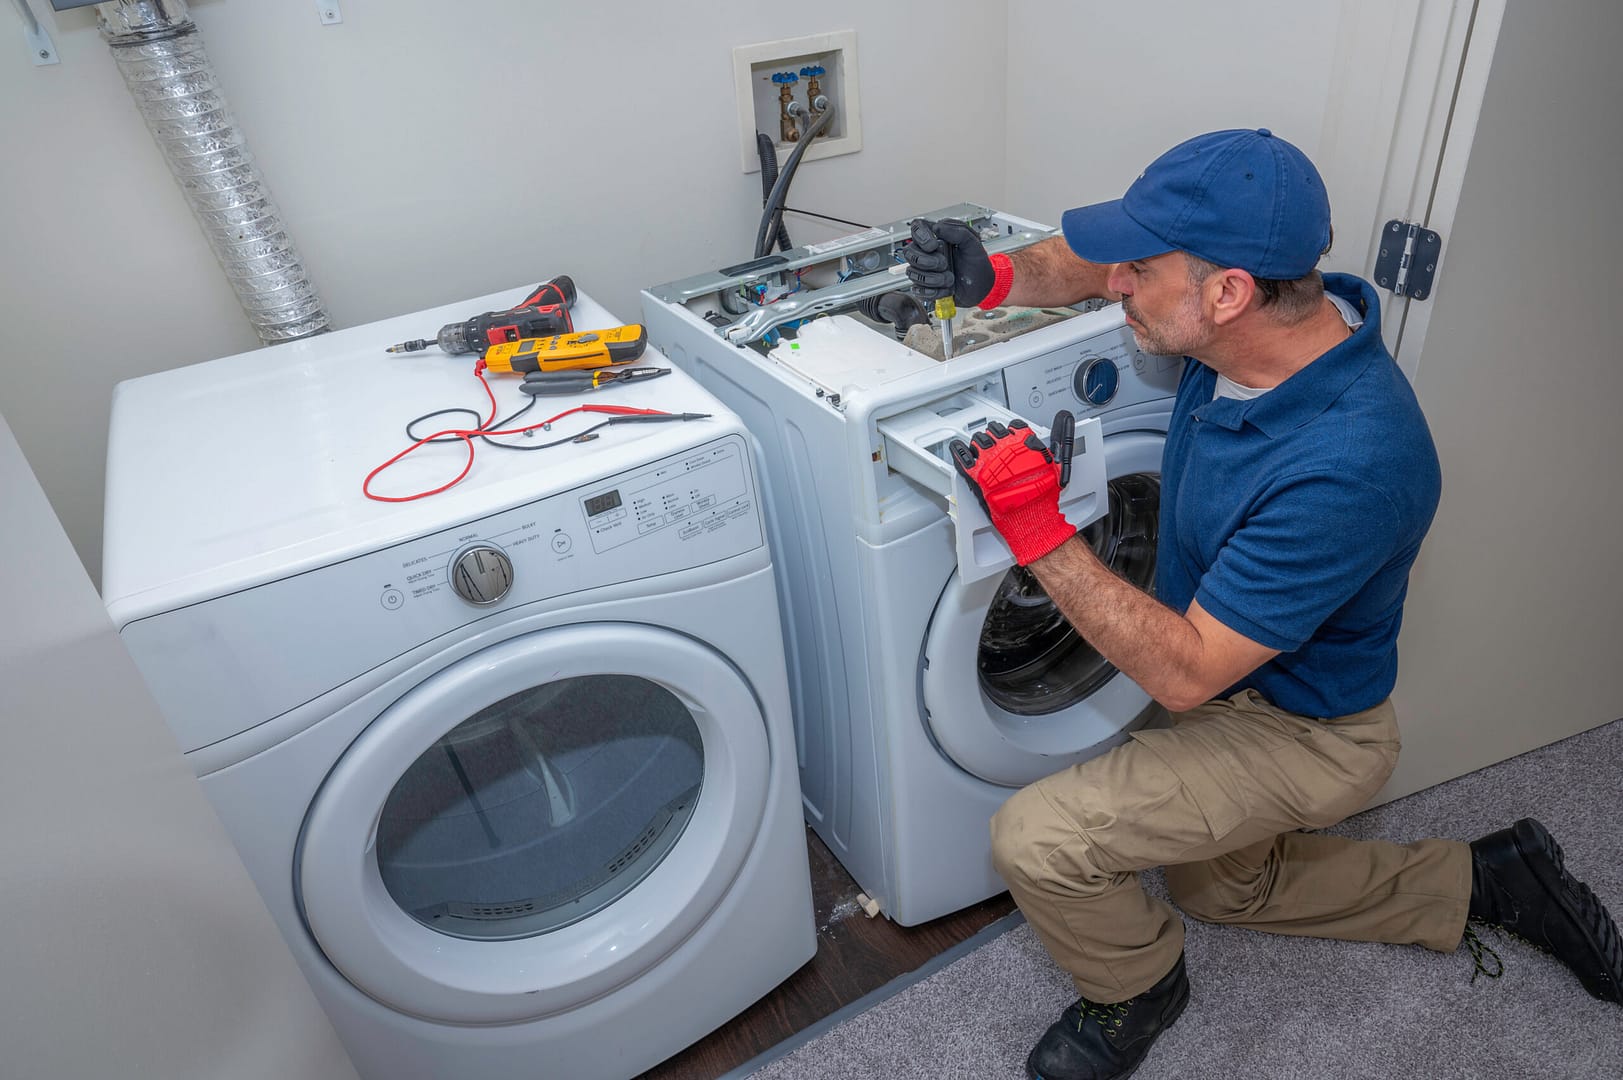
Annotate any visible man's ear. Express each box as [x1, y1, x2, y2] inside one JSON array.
[[1209, 269, 1257, 327]]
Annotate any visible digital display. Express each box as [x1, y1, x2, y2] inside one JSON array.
[[584, 490, 622, 517]]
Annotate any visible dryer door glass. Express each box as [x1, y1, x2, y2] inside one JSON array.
[[375, 674, 703, 941], [977, 472, 1159, 715]]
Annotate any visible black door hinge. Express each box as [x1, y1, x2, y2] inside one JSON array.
[[1373, 220, 1443, 300]]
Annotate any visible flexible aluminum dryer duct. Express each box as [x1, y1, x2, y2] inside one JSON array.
[[96, 0, 328, 343]]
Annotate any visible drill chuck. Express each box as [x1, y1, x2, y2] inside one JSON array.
[[436, 323, 478, 356]]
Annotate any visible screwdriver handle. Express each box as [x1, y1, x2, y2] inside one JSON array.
[[518, 371, 600, 396], [1051, 410, 1076, 487]]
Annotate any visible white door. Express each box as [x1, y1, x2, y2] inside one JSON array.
[[921, 430, 1164, 787], [297, 623, 770, 1024], [1377, 0, 1623, 800]]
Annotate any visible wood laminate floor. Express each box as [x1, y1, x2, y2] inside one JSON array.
[[638, 828, 1017, 1080]]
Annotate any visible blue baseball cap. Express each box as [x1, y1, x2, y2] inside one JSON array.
[[1060, 128, 1331, 280]]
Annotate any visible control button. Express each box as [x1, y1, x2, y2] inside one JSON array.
[[1074, 357, 1120, 407], [551, 532, 573, 554], [1133, 353, 1146, 372], [1029, 389, 1044, 409], [380, 588, 404, 611], [449, 545, 514, 606]]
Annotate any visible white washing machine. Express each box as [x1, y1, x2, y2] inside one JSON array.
[[642, 206, 1180, 925], [101, 287, 816, 1080]]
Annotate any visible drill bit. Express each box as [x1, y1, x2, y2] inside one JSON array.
[[935, 297, 957, 360]]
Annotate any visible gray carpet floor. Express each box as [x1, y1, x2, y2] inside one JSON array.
[[746, 719, 1623, 1079]]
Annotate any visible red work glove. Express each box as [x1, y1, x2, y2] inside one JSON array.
[[949, 416, 1076, 566]]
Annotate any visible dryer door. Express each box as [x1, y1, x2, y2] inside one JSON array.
[[297, 622, 769, 1024], [921, 430, 1163, 787]]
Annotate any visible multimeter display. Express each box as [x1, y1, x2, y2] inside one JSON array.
[[584, 490, 622, 517]]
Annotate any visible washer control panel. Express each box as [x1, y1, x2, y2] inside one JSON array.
[[1000, 323, 1182, 419], [1074, 356, 1121, 407]]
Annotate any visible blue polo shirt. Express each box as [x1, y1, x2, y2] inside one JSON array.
[[1156, 274, 1440, 718]]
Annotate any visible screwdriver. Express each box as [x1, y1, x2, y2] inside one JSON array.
[[518, 366, 671, 396], [935, 296, 957, 360]]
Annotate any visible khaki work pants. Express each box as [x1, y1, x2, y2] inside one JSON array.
[[989, 689, 1473, 1002]]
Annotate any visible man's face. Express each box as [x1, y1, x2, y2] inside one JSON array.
[[1108, 252, 1210, 357]]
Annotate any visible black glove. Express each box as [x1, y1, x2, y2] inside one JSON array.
[[904, 218, 996, 306]]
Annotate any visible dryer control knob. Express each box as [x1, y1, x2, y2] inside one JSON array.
[[449, 545, 514, 606]]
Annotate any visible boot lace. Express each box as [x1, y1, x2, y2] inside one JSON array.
[[1463, 920, 1504, 983], [1076, 996, 1135, 1041]]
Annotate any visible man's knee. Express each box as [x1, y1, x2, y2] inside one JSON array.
[[989, 783, 1050, 887]]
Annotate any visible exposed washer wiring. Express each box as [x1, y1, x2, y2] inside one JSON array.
[[783, 207, 872, 231], [363, 365, 706, 502]]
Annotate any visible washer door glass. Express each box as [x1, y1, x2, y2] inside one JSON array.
[[377, 673, 703, 941], [978, 471, 1159, 715]]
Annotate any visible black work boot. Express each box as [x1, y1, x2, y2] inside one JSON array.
[[1468, 817, 1623, 1003], [1026, 953, 1189, 1080]]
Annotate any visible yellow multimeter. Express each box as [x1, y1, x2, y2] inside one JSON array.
[[482, 324, 648, 374]]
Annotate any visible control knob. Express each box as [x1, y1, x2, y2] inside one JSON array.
[[450, 545, 514, 606], [1074, 356, 1120, 407]]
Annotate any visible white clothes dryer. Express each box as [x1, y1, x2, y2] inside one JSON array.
[[101, 288, 815, 1080], [643, 207, 1181, 925]]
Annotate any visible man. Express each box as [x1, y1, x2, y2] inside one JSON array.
[[904, 128, 1623, 1080]]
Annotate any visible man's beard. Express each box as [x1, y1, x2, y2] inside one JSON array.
[[1123, 292, 1207, 357]]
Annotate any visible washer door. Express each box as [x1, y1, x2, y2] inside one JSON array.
[[921, 431, 1163, 787], [297, 623, 769, 1024]]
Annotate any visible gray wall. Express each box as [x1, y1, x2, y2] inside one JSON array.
[[1, 0, 1013, 580], [4, 2, 1391, 584], [0, 411, 359, 1080], [1003, 0, 1343, 230]]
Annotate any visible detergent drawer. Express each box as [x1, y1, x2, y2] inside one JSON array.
[[877, 391, 1106, 583]]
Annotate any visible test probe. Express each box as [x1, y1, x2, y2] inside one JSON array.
[[519, 367, 670, 396]]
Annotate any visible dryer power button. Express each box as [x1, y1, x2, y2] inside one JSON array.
[[450, 545, 514, 606]]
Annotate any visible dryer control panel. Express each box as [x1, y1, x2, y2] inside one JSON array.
[[118, 435, 764, 755], [998, 323, 1183, 421]]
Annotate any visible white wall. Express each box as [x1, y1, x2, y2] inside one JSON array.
[[1002, 1, 1342, 235], [1, 0, 1010, 580]]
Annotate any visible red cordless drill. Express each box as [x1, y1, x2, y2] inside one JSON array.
[[386, 276, 577, 357]]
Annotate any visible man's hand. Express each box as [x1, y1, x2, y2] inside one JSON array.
[[949, 415, 1077, 566], [904, 218, 997, 307]]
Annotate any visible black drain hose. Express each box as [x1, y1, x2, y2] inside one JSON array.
[[756, 133, 794, 254], [754, 105, 836, 259]]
